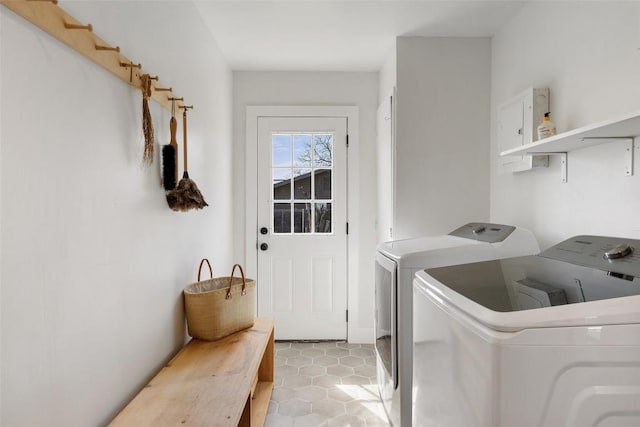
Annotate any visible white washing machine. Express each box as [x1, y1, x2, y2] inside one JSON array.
[[375, 223, 539, 426], [413, 235, 640, 427]]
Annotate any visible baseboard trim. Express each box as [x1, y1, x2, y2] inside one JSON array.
[[348, 326, 374, 344]]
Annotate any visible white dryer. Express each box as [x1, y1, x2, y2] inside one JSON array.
[[375, 223, 539, 426], [413, 235, 640, 427]]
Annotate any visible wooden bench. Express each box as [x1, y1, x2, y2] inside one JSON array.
[[110, 318, 274, 427]]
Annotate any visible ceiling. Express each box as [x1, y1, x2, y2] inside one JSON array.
[[193, 0, 526, 71]]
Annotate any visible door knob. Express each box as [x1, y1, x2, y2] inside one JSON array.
[[260, 243, 269, 251], [260, 227, 268, 235]]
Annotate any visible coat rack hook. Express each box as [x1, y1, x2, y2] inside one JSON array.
[[64, 22, 92, 31], [119, 61, 142, 69], [155, 87, 172, 92], [149, 76, 159, 81], [168, 97, 184, 102], [119, 61, 141, 83], [95, 44, 120, 53], [26, 0, 58, 4], [179, 105, 194, 110]]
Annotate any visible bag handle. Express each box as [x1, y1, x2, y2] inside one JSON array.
[[226, 264, 247, 300], [197, 258, 213, 281]]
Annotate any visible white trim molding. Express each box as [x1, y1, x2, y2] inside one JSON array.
[[245, 105, 363, 342]]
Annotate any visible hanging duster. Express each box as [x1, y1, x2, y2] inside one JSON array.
[[166, 107, 208, 211], [162, 99, 178, 190], [140, 74, 155, 166]]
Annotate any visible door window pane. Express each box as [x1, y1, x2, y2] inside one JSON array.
[[294, 203, 312, 233], [271, 132, 335, 235], [315, 203, 332, 233], [314, 169, 332, 200], [293, 168, 312, 200], [313, 134, 333, 167], [273, 169, 291, 200], [294, 134, 312, 167], [273, 203, 291, 233], [273, 134, 291, 167]]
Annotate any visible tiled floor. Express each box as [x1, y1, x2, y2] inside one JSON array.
[[266, 342, 390, 427]]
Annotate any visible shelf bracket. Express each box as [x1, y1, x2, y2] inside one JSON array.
[[581, 137, 635, 177], [530, 137, 637, 182], [624, 137, 637, 177], [534, 152, 568, 183]]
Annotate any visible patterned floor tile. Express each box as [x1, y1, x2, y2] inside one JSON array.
[[279, 398, 312, 417], [296, 385, 328, 403], [312, 398, 347, 418], [313, 355, 340, 367], [325, 347, 350, 358], [265, 342, 390, 427], [266, 413, 294, 427], [300, 365, 327, 377], [341, 375, 370, 386], [312, 374, 342, 388], [326, 364, 354, 377], [293, 412, 328, 427], [339, 355, 365, 367]]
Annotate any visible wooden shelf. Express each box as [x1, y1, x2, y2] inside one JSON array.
[[500, 110, 640, 182], [110, 318, 275, 427], [249, 382, 274, 427], [500, 110, 640, 156]]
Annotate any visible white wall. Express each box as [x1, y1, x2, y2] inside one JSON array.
[[377, 47, 397, 243], [232, 71, 378, 342], [491, 2, 640, 248], [0, 2, 233, 425], [394, 37, 491, 239], [378, 45, 396, 104]]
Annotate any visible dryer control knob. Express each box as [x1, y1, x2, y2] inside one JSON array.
[[604, 244, 633, 260], [472, 226, 486, 234]]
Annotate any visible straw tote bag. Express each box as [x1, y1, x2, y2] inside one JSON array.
[[184, 259, 256, 341]]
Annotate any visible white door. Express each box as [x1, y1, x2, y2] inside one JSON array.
[[257, 116, 348, 340]]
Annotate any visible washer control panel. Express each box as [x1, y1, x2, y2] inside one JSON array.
[[539, 235, 640, 278], [448, 222, 516, 243]]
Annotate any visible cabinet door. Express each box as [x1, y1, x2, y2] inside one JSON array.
[[499, 97, 525, 170], [498, 87, 549, 173]]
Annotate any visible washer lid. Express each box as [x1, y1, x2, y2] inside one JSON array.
[[376, 223, 538, 268], [377, 234, 484, 264], [416, 248, 640, 332], [377, 222, 516, 260]]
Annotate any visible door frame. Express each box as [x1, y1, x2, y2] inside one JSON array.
[[245, 106, 359, 341]]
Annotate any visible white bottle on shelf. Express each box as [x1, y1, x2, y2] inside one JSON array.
[[537, 112, 556, 140]]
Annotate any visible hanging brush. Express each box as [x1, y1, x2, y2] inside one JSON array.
[[166, 106, 208, 211], [162, 99, 178, 190], [140, 74, 155, 166]]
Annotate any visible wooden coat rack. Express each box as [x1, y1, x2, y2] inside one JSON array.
[[1, 0, 186, 111]]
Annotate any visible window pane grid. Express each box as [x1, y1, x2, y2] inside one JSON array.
[[271, 132, 334, 235]]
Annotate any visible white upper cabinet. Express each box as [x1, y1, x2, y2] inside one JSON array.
[[498, 87, 550, 173]]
